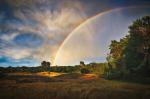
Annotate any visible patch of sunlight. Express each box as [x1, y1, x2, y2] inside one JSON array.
[[36, 72, 65, 77], [80, 74, 98, 79]]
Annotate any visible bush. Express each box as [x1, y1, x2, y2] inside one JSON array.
[[0, 71, 6, 78], [103, 66, 122, 80], [80, 68, 90, 74]]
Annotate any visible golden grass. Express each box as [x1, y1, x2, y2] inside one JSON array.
[[80, 74, 98, 79], [36, 72, 65, 77], [0, 72, 150, 99], [8, 72, 65, 77]]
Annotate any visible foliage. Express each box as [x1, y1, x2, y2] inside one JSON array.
[[0, 71, 6, 78], [104, 36, 129, 79], [80, 68, 90, 74], [80, 61, 85, 66], [124, 16, 150, 77], [105, 16, 150, 79], [0, 62, 107, 75], [41, 61, 51, 68]]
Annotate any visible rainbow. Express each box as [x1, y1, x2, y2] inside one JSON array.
[[53, 6, 150, 66]]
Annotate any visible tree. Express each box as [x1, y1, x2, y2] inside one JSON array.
[[41, 61, 47, 67], [109, 36, 129, 68], [104, 36, 129, 79], [41, 61, 51, 68], [80, 61, 85, 66], [46, 62, 51, 67], [123, 16, 150, 76], [105, 16, 150, 78]]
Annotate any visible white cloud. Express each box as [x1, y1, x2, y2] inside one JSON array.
[[0, 0, 88, 65], [1, 32, 19, 42], [4, 0, 86, 60], [1, 48, 32, 60]]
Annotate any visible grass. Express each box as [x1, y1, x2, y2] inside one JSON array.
[[0, 72, 150, 99]]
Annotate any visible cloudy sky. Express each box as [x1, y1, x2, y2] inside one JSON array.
[[0, 0, 150, 66]]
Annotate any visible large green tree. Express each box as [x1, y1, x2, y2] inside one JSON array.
[[105, 16, 150, 78], [108, 36, 129, 69], [124, 16, 150, 76], [105, 36, 129, 79]]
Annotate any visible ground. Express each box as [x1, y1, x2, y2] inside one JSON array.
[[0, 72, 150, 99]]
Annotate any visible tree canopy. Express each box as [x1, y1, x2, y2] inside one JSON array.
[[105, 16, 150, 78]]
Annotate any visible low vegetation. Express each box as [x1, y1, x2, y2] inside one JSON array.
[[0, 72, 150, 99], [0, 62, 106, 74]]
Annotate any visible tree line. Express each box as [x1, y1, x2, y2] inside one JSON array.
[[104, 16, 150, 80]]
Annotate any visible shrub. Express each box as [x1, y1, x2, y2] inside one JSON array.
[[0, 71, 6, 78], [80, 68, 90, 74]]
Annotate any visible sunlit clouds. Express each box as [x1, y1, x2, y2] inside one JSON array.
[[0, 0, 87, 66]]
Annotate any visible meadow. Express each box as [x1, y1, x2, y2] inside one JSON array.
[[0, 71, 150, 99]]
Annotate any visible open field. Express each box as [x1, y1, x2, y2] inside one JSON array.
[[0, 72, 150, 99]]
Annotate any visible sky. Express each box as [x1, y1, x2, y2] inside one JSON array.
[[54, 7, 150, 66], [0, 0, 150, 67]]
